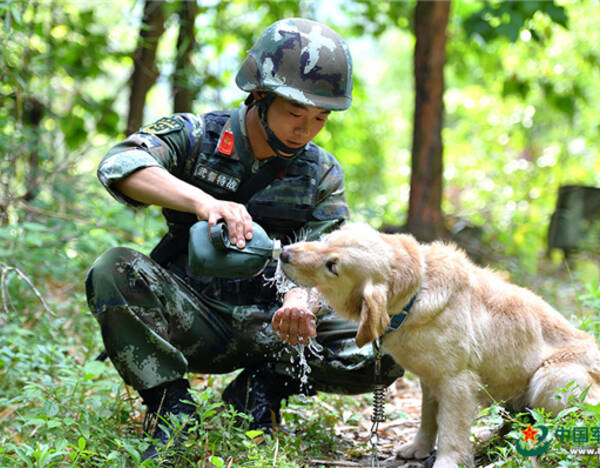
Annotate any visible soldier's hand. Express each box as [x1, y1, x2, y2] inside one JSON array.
[[272, 301, 316, 346], [199, 199, 253, 248]]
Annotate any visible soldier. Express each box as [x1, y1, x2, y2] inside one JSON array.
[[85, 18, 403, 461]]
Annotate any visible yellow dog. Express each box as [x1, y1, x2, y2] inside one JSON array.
[[278, 222, 600, 468]]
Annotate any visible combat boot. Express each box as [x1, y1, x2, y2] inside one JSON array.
[[222, 365, 313, 434], [139, 378, 198, 461]]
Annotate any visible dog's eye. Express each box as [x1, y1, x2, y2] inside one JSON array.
[[325, 259, 338, 276]]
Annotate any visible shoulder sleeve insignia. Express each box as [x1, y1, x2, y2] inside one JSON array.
[[140, 117, 184, 135], [217, 130, 235, 155]]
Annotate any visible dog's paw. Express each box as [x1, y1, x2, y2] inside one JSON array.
[[432, 453, 474, 468], [395, 440, 434, 460], [431, 458, 460, 468]]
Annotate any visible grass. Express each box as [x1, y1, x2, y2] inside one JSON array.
[[1, 236, 599, 466], [0, 267, 364, 467]]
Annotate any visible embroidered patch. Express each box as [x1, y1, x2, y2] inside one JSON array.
[[195, 165, 241, 192], [217, 130, 235, 155], [140, 117, 183, 135]]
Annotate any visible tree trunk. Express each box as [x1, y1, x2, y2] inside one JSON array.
[[173, 0, 198, 113], [406, 0, 450, 241], [126, 0, 167, 135]]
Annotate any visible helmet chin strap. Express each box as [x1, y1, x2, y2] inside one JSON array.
[[254, 94, 304, 159]]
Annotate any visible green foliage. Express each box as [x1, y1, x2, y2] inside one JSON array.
[[0, 0, 123, 229], [0, 288, 361, 466], [462, 0, 568, 43], [439, 0, 600, 265], [330, 0, 600, 267], [314, 78, 388, 220], [342, 0, 414, 36], [0, 0, 122, 140], [153, 0, 315, 112], [2, 253, 598, 466], [475, 388, 600, 467], [576, 282, 600, 339], [1, 1, 600, 466]]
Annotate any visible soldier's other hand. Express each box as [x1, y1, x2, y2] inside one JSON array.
[[272, 305, 316, 346], [203, 200, 253, 248]]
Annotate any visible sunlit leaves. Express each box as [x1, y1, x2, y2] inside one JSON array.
[[463, 1, 568, 43], [341, 0, 413, 36]]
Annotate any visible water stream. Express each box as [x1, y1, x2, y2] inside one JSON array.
[[264, 260, 326, 388]]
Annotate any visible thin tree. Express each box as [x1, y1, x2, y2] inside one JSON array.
[[406, 0, 450, 241], [126, 0, 167, 135], [173, 1, 198, 113]]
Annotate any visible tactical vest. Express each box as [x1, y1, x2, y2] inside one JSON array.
[[151, 110, 322, 273]]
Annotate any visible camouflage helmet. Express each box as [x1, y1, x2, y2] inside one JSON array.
[[236, 18, 353, 111]]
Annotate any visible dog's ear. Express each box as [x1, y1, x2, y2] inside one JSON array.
[[385, 234, 422, 298], [356, 281, 389, 348]]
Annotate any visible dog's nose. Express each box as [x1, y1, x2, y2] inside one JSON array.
[[280, 246, 291, 263]]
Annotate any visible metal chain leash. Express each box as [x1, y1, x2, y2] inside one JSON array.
[[369, 339, 386, 468]]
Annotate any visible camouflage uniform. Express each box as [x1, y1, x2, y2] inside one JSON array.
[[85, 18, 403, 401]]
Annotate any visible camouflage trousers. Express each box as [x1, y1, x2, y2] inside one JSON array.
[[85, 247, 403, 393]]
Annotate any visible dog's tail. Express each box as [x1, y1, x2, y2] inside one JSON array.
[[528, 346, 600, 414], [585, 359, 600, 405]]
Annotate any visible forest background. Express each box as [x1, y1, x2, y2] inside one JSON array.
[[1, 0, 600, 466]]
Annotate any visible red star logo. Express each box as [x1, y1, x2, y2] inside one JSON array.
[[521, 424, 540, 443]]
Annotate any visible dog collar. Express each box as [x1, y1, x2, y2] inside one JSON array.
[[383, 293, 417, 336]]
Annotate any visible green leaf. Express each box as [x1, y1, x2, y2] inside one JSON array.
[[44, 401, 59, 418], [82, 361, 105, 380], [548, 94, 575, 119], [25, 417, 47, 426], [97, 109, 120, 136], [462, 10, 492, 40], [497, 12, 525, 42], [54, 439, 69, 451], [61, 115, 86, 150], [46, 420, 63, 429], [544, 3, 569, 27], [555, 406, 579, 420], [22, 222, 48, 232], [502, 77, 531, 98], [245, 429, 264, 439], [9, 4, 23, 26], [518, 1, 543, 16]]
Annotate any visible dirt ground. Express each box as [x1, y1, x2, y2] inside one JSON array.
[[331, 377, 427, 468]]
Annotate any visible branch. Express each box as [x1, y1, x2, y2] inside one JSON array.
[[0, 261, 55, 325]]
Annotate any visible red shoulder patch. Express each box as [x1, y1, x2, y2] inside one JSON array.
[[218, 130, 234, 155]]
